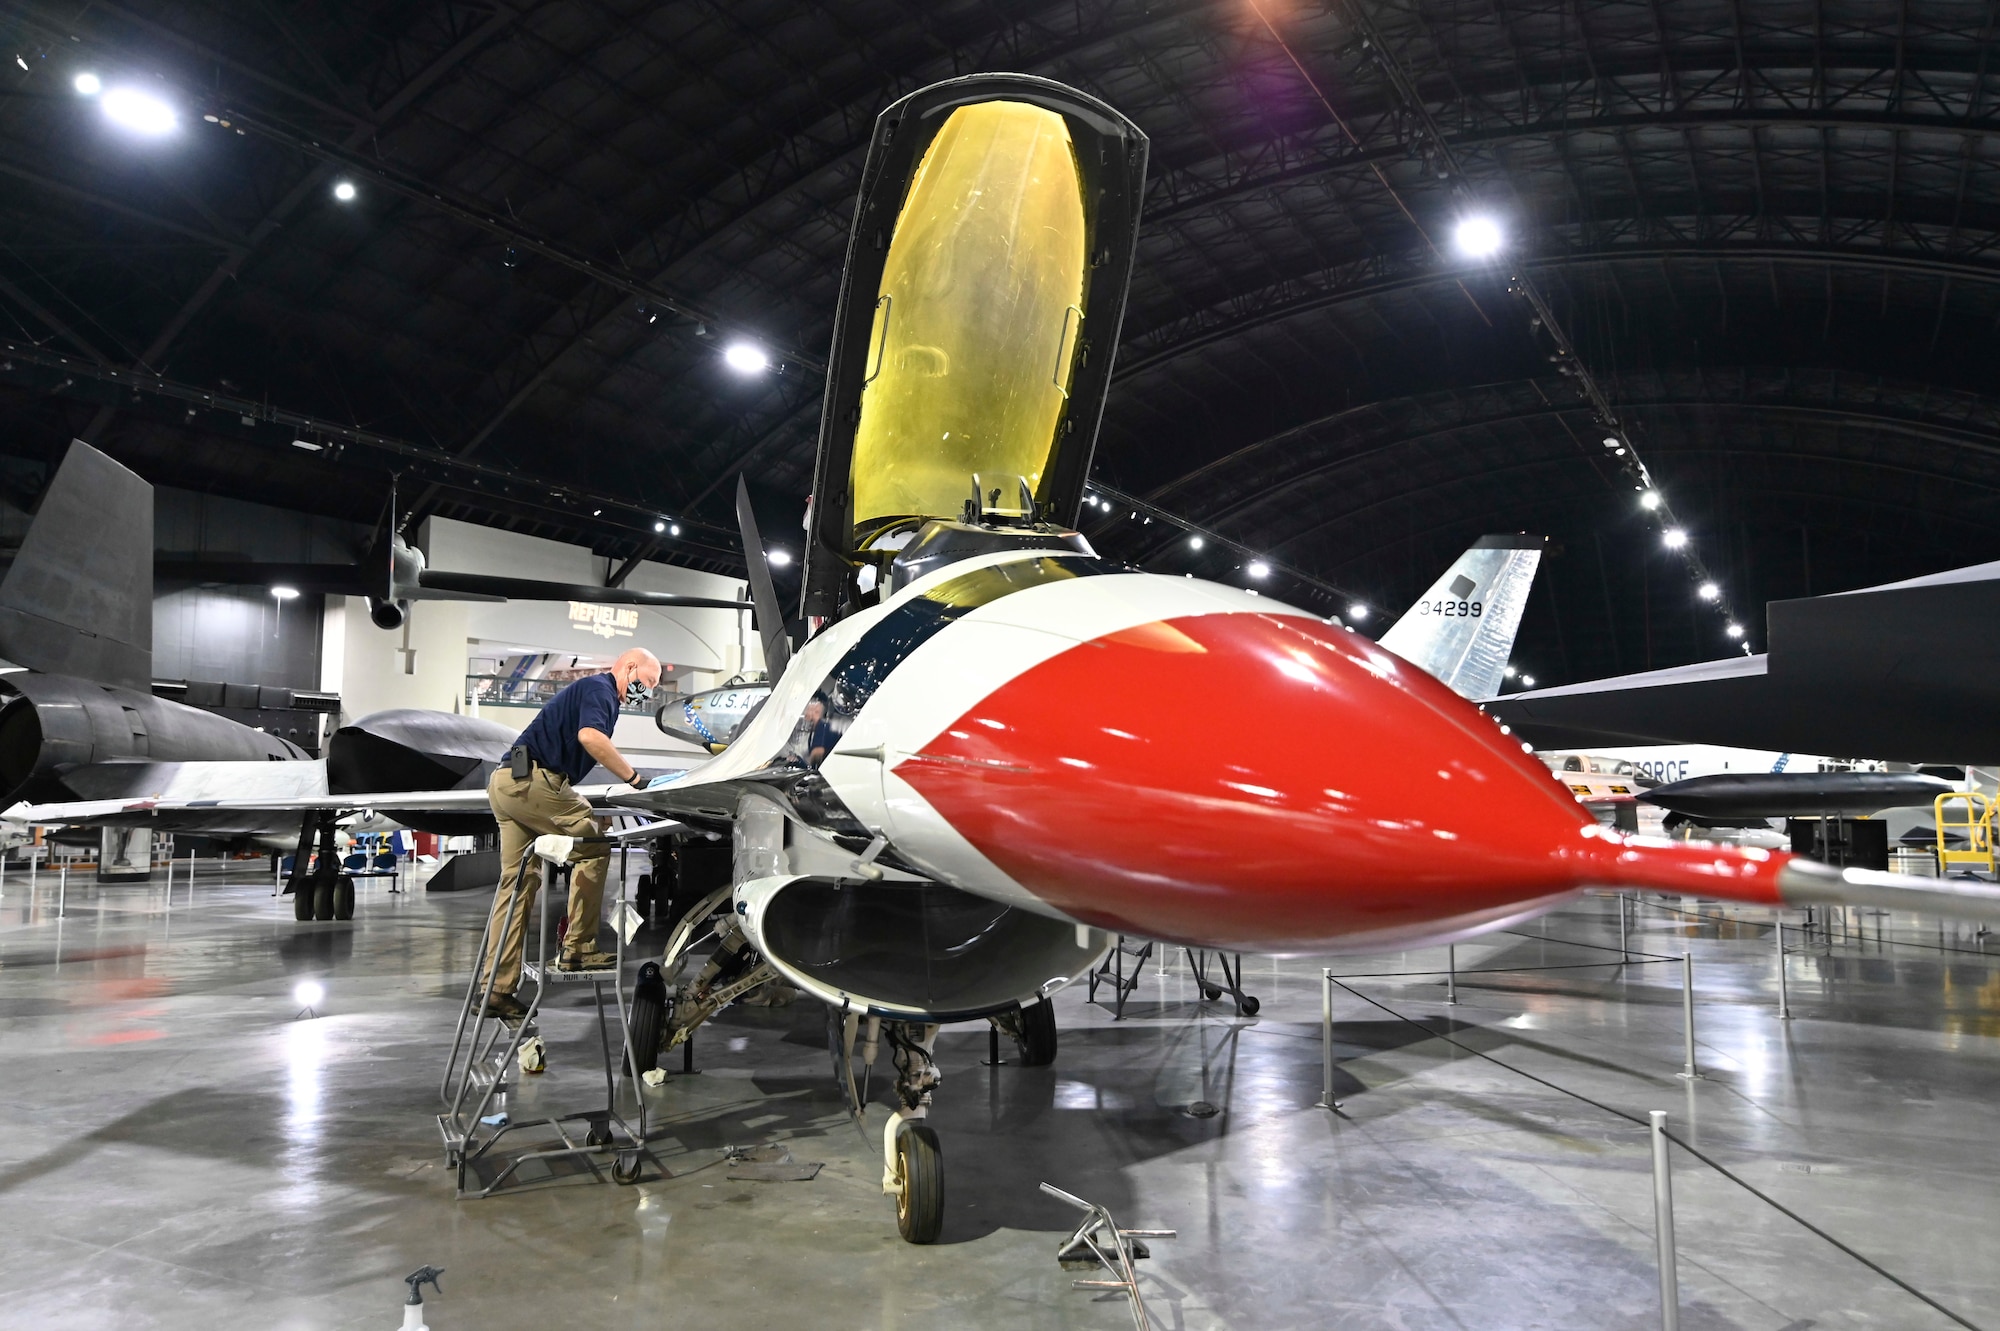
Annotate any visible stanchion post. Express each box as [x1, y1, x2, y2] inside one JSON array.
[[1677, 953, 1699, 1079], [1619, 892, 1630, 962], [1317, 967, 1340, 1110], [1775, 920, 1792, 1021], [58, 864, 67, 919], [1650, 1110, 1680, 1331], [1445, 944, 1457, 1005]]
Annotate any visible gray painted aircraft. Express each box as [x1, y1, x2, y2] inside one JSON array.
[[0, 442, 654, 920]]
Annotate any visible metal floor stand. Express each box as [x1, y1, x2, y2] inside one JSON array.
[[1087, 935, 1154, 1018], [1041, 1182, 1176, 1331], [438, 837, 651, 1197], [1184, 949, 1260, 1016]]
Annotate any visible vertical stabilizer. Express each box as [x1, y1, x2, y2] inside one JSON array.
[[1379, 534, 1544, 699], [0, 442, 152, 689]]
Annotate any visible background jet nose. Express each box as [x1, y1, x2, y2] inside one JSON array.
[[896, 609, 1602, 953]]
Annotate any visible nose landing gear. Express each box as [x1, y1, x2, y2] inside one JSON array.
[[877, 1022, 944, 1244]]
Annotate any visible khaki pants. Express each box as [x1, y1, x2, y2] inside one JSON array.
[[479, 765, 610, 994]]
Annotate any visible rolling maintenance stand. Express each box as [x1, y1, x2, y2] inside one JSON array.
[[438, 829, 661, 1195]]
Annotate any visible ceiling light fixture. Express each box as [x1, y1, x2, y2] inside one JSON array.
[[653, 519, 666, 533], [290, 439, 322, 451], [1698, 581, 1719, 601], [73, 72, 100, 95], [1639, 490, 1662, 510], [1521, 675, 1536, 687], [1188, 535, 1204, 550], [723, 342, 769, 375], [766, 549, 792, 567], [332, 179, 356, 202], [1347, 603, 1369, 621], [1662, 528, 1688, 549], [1246, 560, 1270, 579], [101, 87, 177, 135], [1454, 215, 1504, 258], [1725, 623, 1744, 639], [270, 585, 300, 601]]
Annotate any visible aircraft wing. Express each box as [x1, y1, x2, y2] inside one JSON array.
[[6, 784, 642, 825], [1485, 559, 2000, 762]]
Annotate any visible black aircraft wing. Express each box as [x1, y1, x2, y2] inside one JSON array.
[[1485, 560, 2000, 763]]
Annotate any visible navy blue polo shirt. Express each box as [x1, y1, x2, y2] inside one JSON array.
[[511, 673, 621, 783]]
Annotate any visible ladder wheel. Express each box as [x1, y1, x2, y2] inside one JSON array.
[[612, 1151, 642, 1185], [894, 1124, 944, 1244], [1239, 995, 1261, 1016], [1012, 1000, 1058, 1067], [586, 1118, 613, 1148], [1201, 985, 1222, 1001]]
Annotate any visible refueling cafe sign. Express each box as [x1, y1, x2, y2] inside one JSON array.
[[569, 602, 640, 639]]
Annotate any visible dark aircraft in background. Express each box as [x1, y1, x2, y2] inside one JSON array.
[[1485, 562, 2000, 763], [0, 441, 638, 919]]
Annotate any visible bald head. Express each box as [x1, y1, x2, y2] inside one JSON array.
[[612, 648, 662, 701]]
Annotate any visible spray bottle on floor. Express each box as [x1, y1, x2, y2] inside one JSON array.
[[399, 1267, 444, 1330]]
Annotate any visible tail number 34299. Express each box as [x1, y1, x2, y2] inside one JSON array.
[[1416, 600, 1484, 617]]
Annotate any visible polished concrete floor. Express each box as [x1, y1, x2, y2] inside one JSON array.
[[1, 862, 1997, 1329]]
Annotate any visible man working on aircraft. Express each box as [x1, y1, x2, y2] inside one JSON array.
[[477, 647, 661, 1020]]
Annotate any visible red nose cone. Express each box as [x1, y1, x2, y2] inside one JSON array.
[[897, 611, 1611, 952]]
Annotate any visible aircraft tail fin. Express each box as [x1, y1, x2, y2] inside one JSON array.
[[1378, 534, 1544, 699], [0, 441, 152, 690]]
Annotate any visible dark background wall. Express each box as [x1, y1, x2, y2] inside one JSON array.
[[151, 584, 323, 691]]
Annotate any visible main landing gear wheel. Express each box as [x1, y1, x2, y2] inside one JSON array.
[[894, 1123, 943, 1244], [627, 962, 666, 1077], [332, 877, 355, 922], [291, 883, 315, 921], [1013, 1000, 1058, 1067], [313, 876, 337, 921]]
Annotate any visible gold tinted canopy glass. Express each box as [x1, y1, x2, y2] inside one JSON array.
[[849, 100, 1088, 532]]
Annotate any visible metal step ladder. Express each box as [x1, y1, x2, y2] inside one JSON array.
[[437, 833, 655, 1197], [1088, 934, 1154, 1019]]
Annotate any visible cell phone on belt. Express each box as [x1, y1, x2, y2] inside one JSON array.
[[510, 745, 531, 780]]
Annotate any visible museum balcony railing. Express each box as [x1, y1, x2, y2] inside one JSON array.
[[462, 674, 664, 714]]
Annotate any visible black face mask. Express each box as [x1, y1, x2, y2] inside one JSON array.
[[623, 677, 652, 706]]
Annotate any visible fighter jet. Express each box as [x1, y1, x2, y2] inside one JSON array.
[[604, 74, 2000, 1244], [0, 441, 651, 920]]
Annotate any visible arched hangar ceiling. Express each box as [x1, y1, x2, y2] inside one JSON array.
[[0, 0, 1996, 685]]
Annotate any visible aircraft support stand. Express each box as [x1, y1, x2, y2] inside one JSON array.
[[1445, 945, 1457, 1005], [1677, 954, 1700, 1080], [1041, 1181, 1175, 1331], [1650, 1110, 1681, 1331]]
